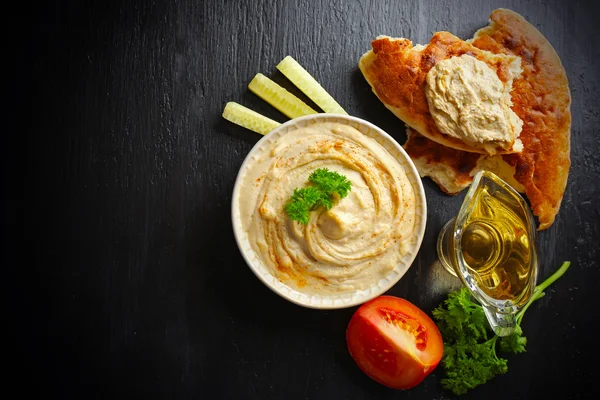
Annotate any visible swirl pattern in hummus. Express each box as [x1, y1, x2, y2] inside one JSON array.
[[240, 122, 417, 295]]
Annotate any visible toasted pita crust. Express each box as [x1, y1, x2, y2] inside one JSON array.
[[404, 127, 525, 195], [470, 9, 571, 229], [402, 9, 571, 230], [403, 127, 481, 194], [359, 32, 524, 155]]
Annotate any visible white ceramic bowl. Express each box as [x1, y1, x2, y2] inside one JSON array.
[[231, 114, 426, 309]]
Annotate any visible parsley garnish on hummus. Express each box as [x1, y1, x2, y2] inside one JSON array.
[[285, 168, 352, 224]]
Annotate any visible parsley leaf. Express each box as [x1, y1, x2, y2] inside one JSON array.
[[284, 187, 322, 225], [308, 168, 352, 199], [499, 324, 527, 354], [285, 168, 352, 224], [433, 261, 571, 395]]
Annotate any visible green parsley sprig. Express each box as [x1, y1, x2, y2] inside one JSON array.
[[284, 168, 352, 224], [432, 261, 571, 395]]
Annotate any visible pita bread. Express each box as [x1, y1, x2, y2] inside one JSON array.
[[404, 127, 525, 195], [401, 9, 571, 230], [359, 32, 524, 155]]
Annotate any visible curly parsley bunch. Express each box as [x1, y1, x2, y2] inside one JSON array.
[[432, 261, 571, 395]]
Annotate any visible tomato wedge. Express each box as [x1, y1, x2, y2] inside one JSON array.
[[346, 296, 443, 389]]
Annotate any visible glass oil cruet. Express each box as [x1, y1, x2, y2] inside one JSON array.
[[437, 171, 538, 337]]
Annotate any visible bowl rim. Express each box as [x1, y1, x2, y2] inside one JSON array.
[[231, 113, 427, 309]]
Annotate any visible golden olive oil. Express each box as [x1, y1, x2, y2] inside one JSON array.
[[458, 180, 535, 307]]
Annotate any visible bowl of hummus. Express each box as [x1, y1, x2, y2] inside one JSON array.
[[232, 114, 426, 309]]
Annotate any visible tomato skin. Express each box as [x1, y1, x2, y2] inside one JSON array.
[[346, 296, 443, 390]]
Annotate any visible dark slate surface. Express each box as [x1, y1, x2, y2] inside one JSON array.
[[21, 0, 600, 398]]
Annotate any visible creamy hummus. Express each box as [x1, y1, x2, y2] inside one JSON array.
[[425, 54, 523, 154], [239, 122, 416, 295]]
